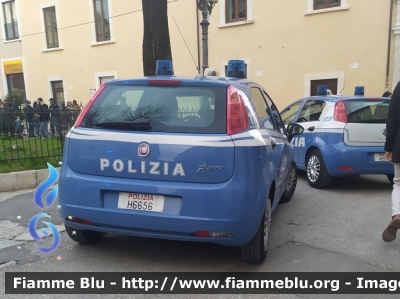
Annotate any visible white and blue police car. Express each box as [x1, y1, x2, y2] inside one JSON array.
[[58, 60, 303, 263], [280, 85, 393, 189]]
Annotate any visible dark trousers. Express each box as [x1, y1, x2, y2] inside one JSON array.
[[50, 116, 61, 135]]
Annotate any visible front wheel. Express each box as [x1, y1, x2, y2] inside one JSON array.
[[280, 162, 297, 204], [240, 196, 272, 264], [306, 149, 331, 189]]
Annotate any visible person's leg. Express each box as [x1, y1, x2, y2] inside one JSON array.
[[383, 163, 400, 242], [44, 121, 49, 136], [39, 122, 45, 138], [50, 117, 55, 135]]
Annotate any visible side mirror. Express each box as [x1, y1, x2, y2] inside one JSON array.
[[286, 123, 304, 143]]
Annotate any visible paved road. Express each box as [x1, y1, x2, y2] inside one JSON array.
[[0, 171, 399, 299]]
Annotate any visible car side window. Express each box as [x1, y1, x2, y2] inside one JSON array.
[[297, 100, 326, 123], [262, 91, 286, 135], [280, 101, 303, 125], [249, 87, 275, 130]]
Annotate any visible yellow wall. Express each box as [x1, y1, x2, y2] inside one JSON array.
[[18, 0, 396, 110]]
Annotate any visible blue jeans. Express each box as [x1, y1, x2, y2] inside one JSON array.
[[39, 121, 48, 137]]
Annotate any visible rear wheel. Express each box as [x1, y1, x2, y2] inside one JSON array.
[[280, 162, 297, 204], [65, 225, 106, 245], [240, 196, 271, 264], [306, 149, 331, 189], [387, 174, 394, 184]]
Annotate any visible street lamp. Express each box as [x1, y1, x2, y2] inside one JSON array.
[[197, 0, 218, 75]]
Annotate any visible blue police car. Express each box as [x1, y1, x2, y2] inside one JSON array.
[[58, 60, 303, 263], [280, 85, 393, 189]]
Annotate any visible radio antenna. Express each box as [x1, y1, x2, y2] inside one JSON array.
[[172, 15, 200, 75], [340, 52, 367, 95]]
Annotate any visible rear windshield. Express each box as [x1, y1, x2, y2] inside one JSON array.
[[80, 85, 227, 133], [345, 99, 389, 123]]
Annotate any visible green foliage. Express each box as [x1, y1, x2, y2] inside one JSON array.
[[5, 89, 25, 106]]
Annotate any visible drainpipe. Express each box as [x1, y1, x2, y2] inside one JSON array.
[[196, 4, 201, 74], [386, 0, 394, 91]]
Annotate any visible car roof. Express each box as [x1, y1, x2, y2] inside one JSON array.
[[105, 76, 253, 88]]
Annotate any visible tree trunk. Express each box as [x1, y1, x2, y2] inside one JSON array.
[[142, 0, 172, 76]]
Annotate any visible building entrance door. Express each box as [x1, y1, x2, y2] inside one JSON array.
[[311, 79, 338, 96], [51, 81, 64, 106]]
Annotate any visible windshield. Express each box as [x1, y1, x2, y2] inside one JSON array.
[[80, 85, 227, 133], [345, 99, 389, 124]]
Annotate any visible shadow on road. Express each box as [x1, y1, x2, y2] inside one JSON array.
[[297, 170, 392, 192]]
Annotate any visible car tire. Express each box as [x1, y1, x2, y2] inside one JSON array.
[[65, 225, 105, 245], [306, 149, 331, 189], [387, 174, 394, 185], [279, 162, 297, 204], [240, 196, 271, 264]]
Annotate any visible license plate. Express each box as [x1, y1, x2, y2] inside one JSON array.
[[374, 153, 388, 162], [118, 192, 165, 212]]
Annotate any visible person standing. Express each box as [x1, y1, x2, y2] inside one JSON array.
[[32, 101, 40, 136], [24, 101, 35, 137], [383, 82, 400, 242], [37, 98, 49, 138], [49, 98, 61, 136]]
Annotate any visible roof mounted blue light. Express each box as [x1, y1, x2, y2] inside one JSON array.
[[317, 85, 328, 96], [354, 86, 365, 96], [227, 60, 246, 79], [156, 60, 174, 76]]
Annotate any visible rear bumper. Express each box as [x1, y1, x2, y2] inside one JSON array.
[[322, 143, 394, 176], [58, 164, 269, 246]]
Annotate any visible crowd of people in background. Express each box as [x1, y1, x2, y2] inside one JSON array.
[[0, 97, 81, 138]]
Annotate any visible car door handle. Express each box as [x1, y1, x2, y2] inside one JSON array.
[[308, 126, 315, 132], [271, 139, 276, 150]]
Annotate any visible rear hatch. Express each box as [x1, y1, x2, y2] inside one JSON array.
[[67, 79, 235, 183], [343, 98, 389, 146]]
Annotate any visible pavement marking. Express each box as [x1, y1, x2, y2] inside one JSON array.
[[0, 240, 24, 250], [0, 188, 36, 203], [0, 260, 16, 269], [14, 224, 66, 241]]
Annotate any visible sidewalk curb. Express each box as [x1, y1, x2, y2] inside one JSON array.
[[0, 167, 61, 192]]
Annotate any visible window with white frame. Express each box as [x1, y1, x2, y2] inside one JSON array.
[[314, 0, 340, 10], [306, 0, 348, 14], [43, 6, 59, 48], [93, 0, 110, 42], [219, 0, 253, 27], [2, 1, 18, 40], [226, 0, 247, 23]]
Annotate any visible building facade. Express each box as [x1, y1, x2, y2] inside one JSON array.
[[0, 0, 25, 101], [11, 0, 400, 110]]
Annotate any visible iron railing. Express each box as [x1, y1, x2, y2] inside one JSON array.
[[0, 107, 200, 167]]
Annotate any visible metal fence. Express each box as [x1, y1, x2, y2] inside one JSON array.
[[0, 106, 200, 167], [0, 108, 80, 167]]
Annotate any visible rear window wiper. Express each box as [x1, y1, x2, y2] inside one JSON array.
[[93, 121, 152, 131]]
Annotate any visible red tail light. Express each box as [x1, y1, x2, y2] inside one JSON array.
[[74, 83, 107, 128], [333, 100, 348, 123], [68, 217, 96, 225], [226, 86, 249, 135], [191, 231, 210, 237]]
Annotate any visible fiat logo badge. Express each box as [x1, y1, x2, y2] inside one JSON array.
[[138, 143, 150, 157], [383, 128, 387, 136]]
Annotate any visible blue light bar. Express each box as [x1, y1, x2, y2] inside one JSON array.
[[227, 60, 245, 79], [354, 86, 365, 96], [317, 85, 328, 96], [156, 60, 174, 76]]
